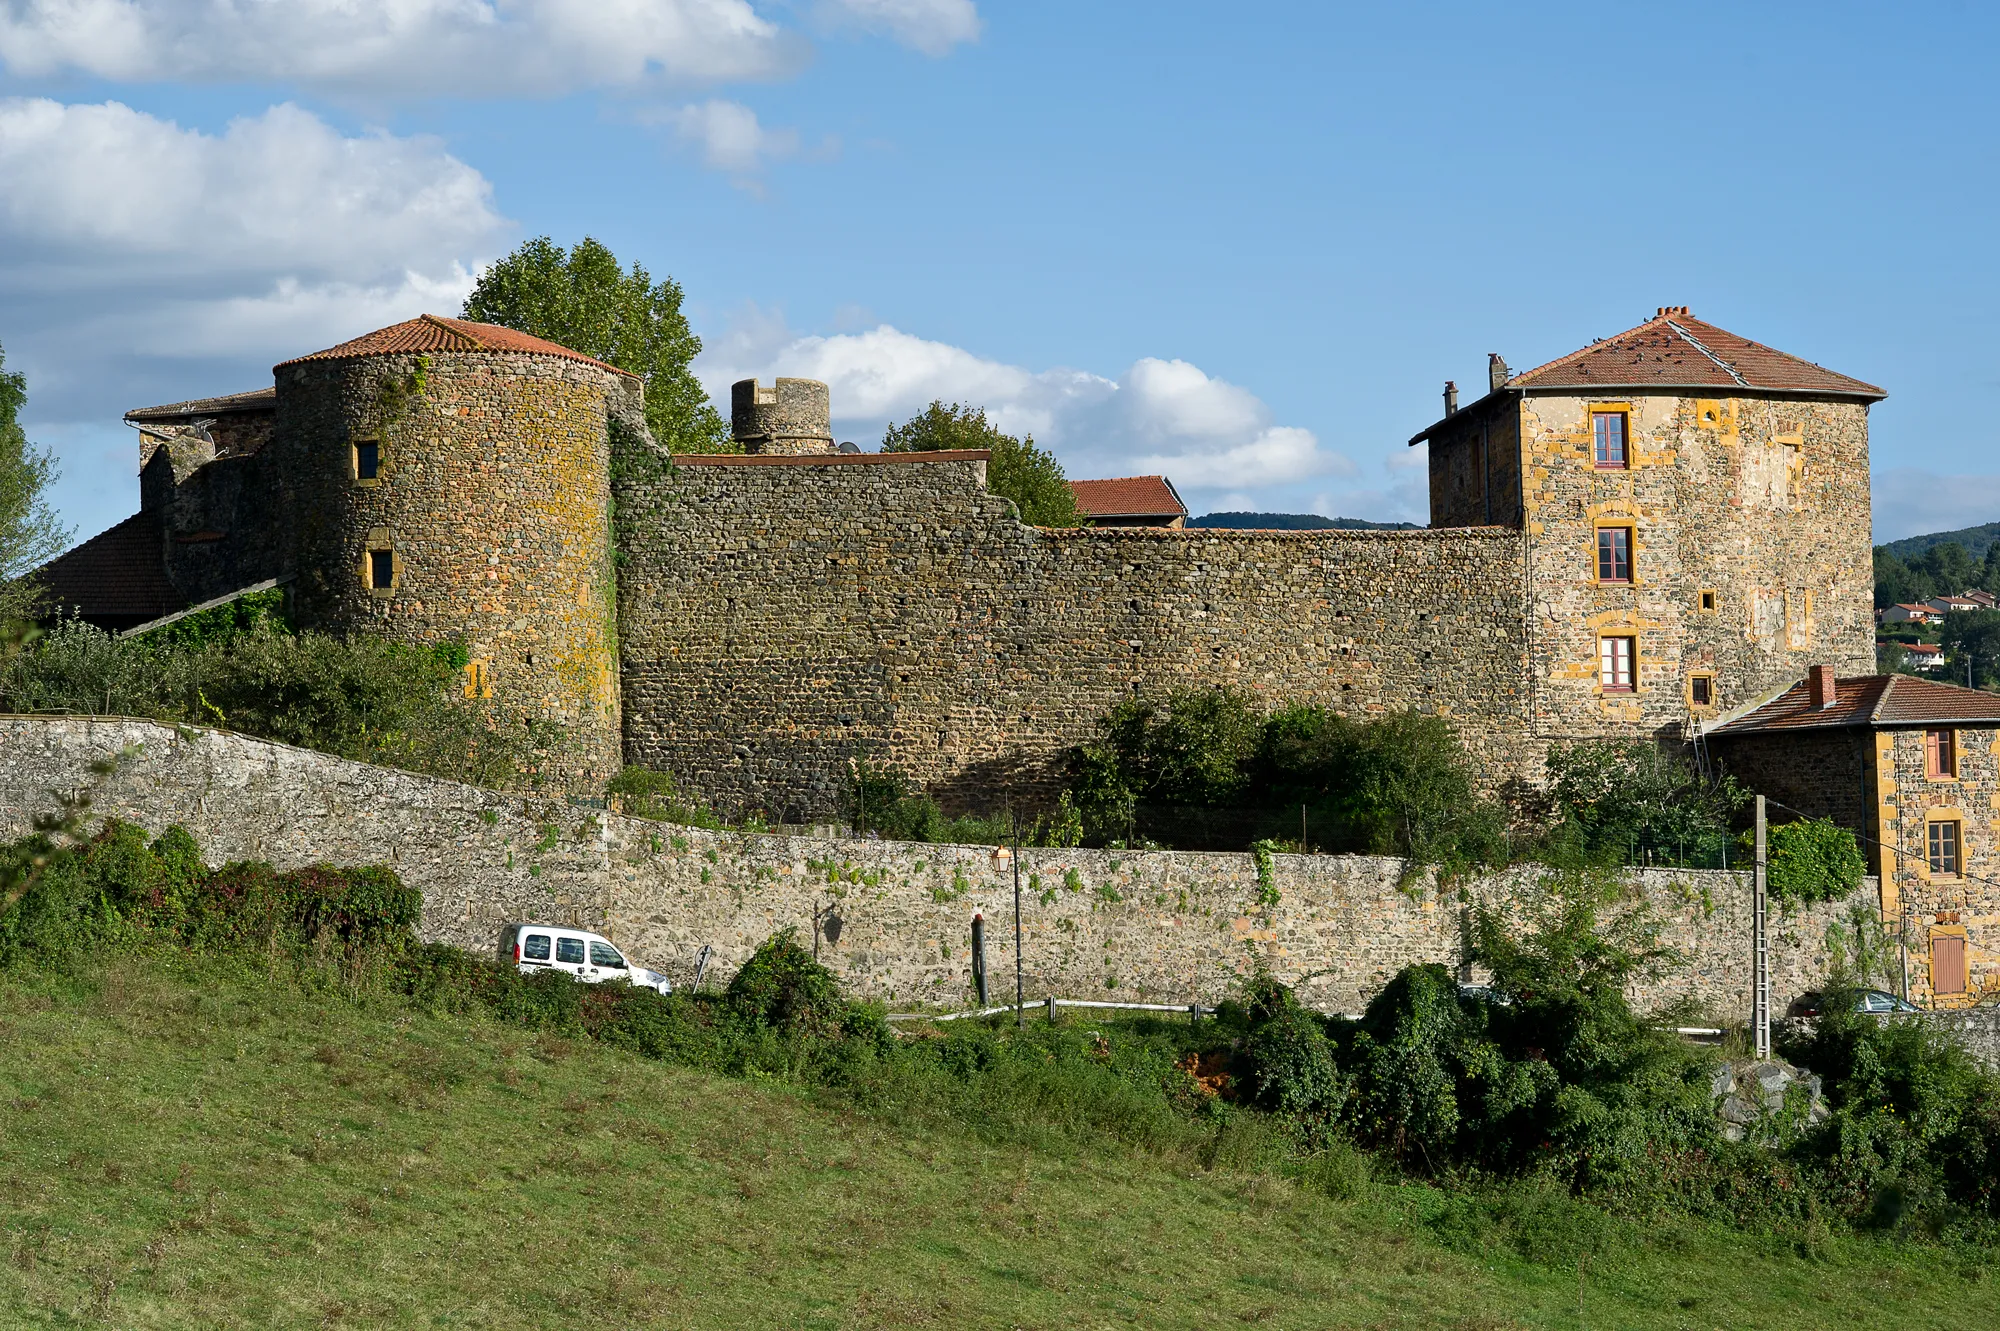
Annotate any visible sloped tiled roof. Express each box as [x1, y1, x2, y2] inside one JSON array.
[[29, 511, 184, 621], [1712, 674, 2000, 735], [1508, 307, 1884, 399], [276, 314, 637, 378], [125, 387, 276, 423], [1069, 475, 1187, 519]]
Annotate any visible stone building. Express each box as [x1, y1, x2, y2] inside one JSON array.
[[1709, 666, 2000, 1007], [32, 305, 1883, 813], [1069, 475, 1188, 527]]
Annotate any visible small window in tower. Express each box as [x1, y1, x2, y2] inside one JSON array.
[[354, 438, 380, 482], [1926, 728, 1958, 779], [1698, 589, 1718, 613], [463, 660, 492, 699], [1598, 635, 1636, 692], [1689, 673, 1714, 707], [368, 548, 395, 591], [1596, 527, 1633, 583], [1593, 410, 1629, 468], [1928, 818, 1962, 877]]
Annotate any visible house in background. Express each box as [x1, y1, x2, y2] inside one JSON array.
[[1894, 641, 1946, 672], [1708, 666, 2000, 1007], [1068, 475, 1187, 528], [1928, 594, 1987, 615], [1881, 603, 1945, 625]]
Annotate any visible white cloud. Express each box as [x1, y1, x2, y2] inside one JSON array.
[[659, 99, 808, 179], [696, 315, 1355, 509], [817, 0, 980, 55], [0, 97, 507, 538], [0, 0, 800, 95]]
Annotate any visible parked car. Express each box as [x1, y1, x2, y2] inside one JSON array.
[[499, 923, 672, 994], [1787, 988, 1923, 1018]]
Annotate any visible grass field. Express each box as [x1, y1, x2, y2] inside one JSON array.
[[2, 957, 1995, 1330]]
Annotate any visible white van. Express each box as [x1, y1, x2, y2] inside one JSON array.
[[499, 923, 672, 994]]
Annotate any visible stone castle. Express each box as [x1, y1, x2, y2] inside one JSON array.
[[38, 307, 1885, 816]]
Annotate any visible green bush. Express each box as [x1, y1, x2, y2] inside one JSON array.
[[1, 617, 532, 787], [1759, 817, 1868, 905], [725, 927, 845, 1036], [1540, 738, 1746, 869], [607, 765, 725, 829]]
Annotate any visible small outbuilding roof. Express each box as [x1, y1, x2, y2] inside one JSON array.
[[1711, 673, 2000, 735], [276, 314, 637, 378], [29, 511, 183, 624], [1069, 475, 1187, 520], [125, 387, 276, 423]]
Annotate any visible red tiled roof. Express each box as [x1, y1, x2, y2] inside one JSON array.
[[1069, 475, 1187, 519], [276, 314, 637, 378], [1712, 673, 2000, 735], [125, 387, 276, 423], [29, 511, 184, 621], [1507, 307, 1884, 399]]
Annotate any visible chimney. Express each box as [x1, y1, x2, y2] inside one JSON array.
[[1443, 380, 1458, 416], [1488, 354, 1510, 392], [1807, 664, 1837, 710]]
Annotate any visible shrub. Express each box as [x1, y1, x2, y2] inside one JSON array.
[[1541, 739, 1746, 868], [607, 765, 724, 829], [725, 927, 844, 1036], [1243, 1002, 1344, 1121], [1760, 817, 1867, 905]]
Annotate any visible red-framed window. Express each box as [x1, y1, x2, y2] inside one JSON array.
[[1596, 527, 1633, 583], [1593, 411, 1628, 468], [1598, 636, 1636, 692], [1926, 728, 1958, 779]]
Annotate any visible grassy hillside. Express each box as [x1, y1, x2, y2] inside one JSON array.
[[2, 957, 1994, 1330], [1880, 520, 2000, 562]]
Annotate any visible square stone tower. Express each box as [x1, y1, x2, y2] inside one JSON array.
[[1411, 307, 1884, 743]]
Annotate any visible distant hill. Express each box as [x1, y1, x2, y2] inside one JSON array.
[[1189, 512, 1421, 531], [1880, 522, 2000, 561]]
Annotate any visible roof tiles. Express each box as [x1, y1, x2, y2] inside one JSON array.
[[1712, 673, 2000, 735], [1508, 307, 1884, 399], [277, 314, 637, 378], [30, 511, 184, 621], [124, 387, 276, 422], [1069, 475, 1187, 519]]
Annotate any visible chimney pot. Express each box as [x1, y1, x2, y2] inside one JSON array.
[[1808, 664, 1837, 710], [1488, 354, 1510, 393], [1443, 380, 1458, 416]]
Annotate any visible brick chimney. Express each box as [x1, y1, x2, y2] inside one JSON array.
[[1807, 664, 1837, 710]]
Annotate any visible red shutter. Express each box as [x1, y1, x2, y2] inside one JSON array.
[[1933, 935, 1967, 995]]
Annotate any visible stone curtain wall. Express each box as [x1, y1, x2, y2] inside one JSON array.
[[0, 718, 1868, 1019], [616, 453, 1532, 820]]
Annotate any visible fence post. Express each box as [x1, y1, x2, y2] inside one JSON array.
[[971, 913, 987, 1007], [1045, 995, 1057, 1023], [1753, 794, 1770, 1060]]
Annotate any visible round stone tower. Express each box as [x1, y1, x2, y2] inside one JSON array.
[[731, 377, 835, 454], [269, 314, 631, 790]]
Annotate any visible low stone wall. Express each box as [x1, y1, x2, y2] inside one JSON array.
[[0, 717, 1867, 1017]]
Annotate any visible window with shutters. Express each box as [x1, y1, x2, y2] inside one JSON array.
[[1928, 819, 1962, 877], [1926, 728, 1958, 779], [1598, 636, 1636, 692], [1593, 410, 1629, 468]]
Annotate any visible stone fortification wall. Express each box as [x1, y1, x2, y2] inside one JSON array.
[[0, 718, 1867, 1019], [616, 453, 1532, 820]]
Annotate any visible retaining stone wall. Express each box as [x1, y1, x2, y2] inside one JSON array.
[[1, 718, 1872, 1019]]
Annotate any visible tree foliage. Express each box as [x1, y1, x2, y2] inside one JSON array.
[[881, 400, 1082, 527], [1758, 817, 1867, 905], [0, 336, 71, 625], [462, 236, 729, 454], [1539, 739, 1747, 867]]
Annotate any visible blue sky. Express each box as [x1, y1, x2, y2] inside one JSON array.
[[2, 0, 1994, 545]]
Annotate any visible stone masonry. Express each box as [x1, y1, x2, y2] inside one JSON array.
[[0, 717, 1870, 1019]]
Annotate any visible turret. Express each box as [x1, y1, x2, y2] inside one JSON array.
[[731, 378, 835, 454]]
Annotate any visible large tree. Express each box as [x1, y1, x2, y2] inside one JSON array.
[[1, 338, 70, 625], [881, 401, 1082, 527], [462, 237, 730, 454]]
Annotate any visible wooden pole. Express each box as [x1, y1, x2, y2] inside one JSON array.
[[1012, 826, 1024, 1029], [1753, 794, 1770, 1060]]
